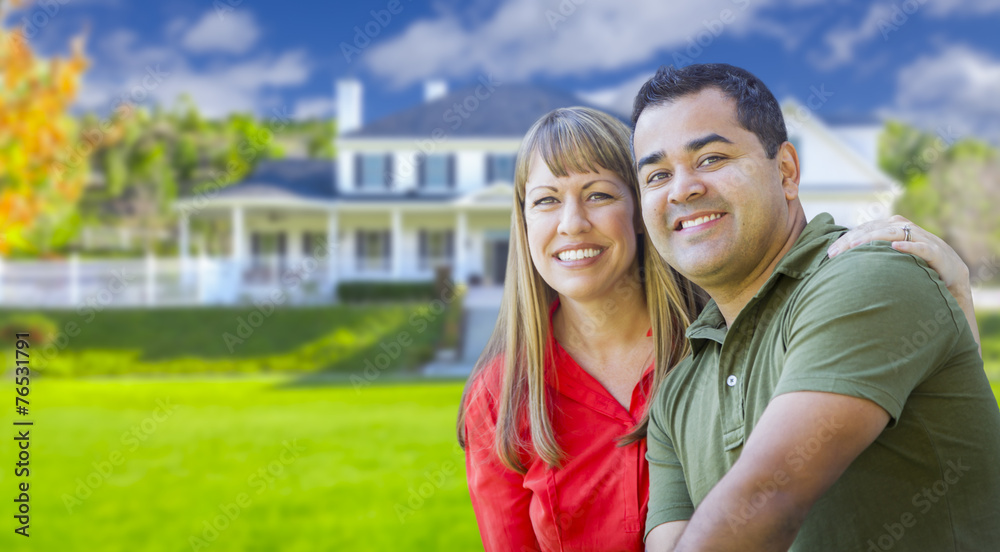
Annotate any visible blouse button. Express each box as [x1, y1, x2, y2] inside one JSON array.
[[726, 375, 738, 387]]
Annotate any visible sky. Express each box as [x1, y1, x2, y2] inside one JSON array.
[[9, 0, 1000, 141]]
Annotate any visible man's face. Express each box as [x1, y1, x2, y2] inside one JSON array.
[[632, 87, 799, 289]]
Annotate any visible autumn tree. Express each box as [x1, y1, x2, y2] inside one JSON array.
[[0, 0, 89, 256]]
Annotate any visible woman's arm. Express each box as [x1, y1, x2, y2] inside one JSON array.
[[827, 215, 981, 353], [463, 381, 541, 552]]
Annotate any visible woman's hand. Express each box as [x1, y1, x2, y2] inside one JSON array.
[[827, 215, 981, 352]]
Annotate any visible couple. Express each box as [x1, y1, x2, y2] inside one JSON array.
[[459, 63, 1000, 551]]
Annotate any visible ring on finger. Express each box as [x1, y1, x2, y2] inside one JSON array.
[[902, 225, 911, 242]]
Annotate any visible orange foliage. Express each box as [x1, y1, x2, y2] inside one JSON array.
[[0, 1, 89, 254]]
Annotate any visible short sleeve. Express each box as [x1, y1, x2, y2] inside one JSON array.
[[774, 244, 967, 424], [644, 396, 695, 539], [463, 369, 541, 551]]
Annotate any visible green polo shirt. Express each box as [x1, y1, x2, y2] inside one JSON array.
[[646, 213, 1000, 550]]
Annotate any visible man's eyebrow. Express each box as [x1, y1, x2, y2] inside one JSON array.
[[636, 151, 664, 173], [687, 133, 733, 152]]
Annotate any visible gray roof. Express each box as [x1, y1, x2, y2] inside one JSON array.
[[215, 159, 336, 200], [344, 83, 624, 138]]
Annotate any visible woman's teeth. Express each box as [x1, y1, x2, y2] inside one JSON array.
[[557, 248, 602, 261], [681, 213, 722, 229]]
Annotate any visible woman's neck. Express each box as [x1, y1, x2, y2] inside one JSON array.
[[553, 278, 650, 361]]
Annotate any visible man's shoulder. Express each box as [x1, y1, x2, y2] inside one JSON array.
[[800, 239, 945, 299]]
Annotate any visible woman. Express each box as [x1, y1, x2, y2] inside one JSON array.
[[457, 107, 979, 552]]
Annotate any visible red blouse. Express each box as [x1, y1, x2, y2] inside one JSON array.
[[464, 300, 654, 552]]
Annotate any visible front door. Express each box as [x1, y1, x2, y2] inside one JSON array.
[[490, 239, 508, 284]]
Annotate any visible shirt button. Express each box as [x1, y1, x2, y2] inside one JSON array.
[[726, 375, 738, 387]]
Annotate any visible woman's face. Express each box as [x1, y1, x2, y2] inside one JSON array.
[[523, 150, 640, 303]]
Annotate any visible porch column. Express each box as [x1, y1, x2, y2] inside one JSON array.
[[178, 211, 190, 285], [391, 208, 403, 278], [231, 206, 244, 261], [326, 210, 339, 293], [455, 210, 467, 285]]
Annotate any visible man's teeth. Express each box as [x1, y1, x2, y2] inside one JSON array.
[[681, 213, 722, 229], [557, 248, 602, 261]]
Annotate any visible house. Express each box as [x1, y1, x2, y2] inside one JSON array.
[[0, 79, 899, 307]]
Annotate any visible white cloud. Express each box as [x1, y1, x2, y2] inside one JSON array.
[[293, 96, 335, 120], [808, 3, 894, 70], [577, 74, 652, 118], [181, 10, 260, 54], [924, 0, 1000, 17], [363, 0, 765, 88], [889, 44, 1000, 142], [76, 28, 311, 118]]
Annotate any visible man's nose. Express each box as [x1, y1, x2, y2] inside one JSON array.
[[668, 170, 707, 204]]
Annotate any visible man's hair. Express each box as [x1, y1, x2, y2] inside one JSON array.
[[631, 63, 788, 159]]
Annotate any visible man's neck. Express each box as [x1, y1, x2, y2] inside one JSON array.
[[710, 212, 808, 327]]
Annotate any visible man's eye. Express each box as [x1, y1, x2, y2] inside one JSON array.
[[700, 156, 723, 167], [647, 171, 671, 184]]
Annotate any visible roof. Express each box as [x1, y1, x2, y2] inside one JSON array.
[[344, 83, 624, 139], [215, 159, 336, 200]]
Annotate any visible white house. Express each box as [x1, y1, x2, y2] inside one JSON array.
[[0, 79, 901, 307]]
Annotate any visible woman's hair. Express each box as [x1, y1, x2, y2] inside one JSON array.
[[456, 106, 700, 473]]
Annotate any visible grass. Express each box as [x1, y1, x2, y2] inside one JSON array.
[[0, 375, 482, 552], [0, 303, 456, 378]]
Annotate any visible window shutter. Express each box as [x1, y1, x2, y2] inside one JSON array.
[[383, 230, 392, 270], [417, 154, 426, 188], [384, 153, 394, 189], [354, 154, 362, 187], [445, 230, 454, 259], [355, 230, 363, 269], [277, 232, 287, 256], [485, 153, 493, 184], [447, 154, 456, 188], [418, 230, 427, 261], [251, 232, 260, 256]]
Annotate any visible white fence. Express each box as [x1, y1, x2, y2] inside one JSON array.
[[0, 255, 337, 308]]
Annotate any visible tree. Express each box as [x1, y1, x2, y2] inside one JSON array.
[[880, 121, 1000, 283], [0, 0, 89, 255]]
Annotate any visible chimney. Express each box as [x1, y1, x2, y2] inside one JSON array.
[[424, 79, 448, 102], [336, 78, 363, 135]]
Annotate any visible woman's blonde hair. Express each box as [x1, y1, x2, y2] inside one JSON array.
[[457, 106, 699, 473]]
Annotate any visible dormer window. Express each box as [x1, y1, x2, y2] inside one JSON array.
[[418, 153, 455, 189], [356, 153, 392, 190], [486, 153, 516, 184]]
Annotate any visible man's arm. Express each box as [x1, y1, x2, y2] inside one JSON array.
[[645, 521, 687, 552], [670, 391, 888, 552]]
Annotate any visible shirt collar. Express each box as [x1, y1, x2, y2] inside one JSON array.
[[684, 213, 847, 350]]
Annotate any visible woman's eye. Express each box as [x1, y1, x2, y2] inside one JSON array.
[[588, 192, 612, 201], [533, 197, 556, 206]]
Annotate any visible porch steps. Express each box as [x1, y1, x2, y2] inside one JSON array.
[[422, 303, 500, 378]]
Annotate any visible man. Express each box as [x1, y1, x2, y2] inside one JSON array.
[[631, 63, 1000, 551]]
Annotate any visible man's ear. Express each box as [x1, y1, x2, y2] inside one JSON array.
[[778, 141, 801, 201]]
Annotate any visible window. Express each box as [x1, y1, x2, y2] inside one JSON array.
[[419, 154, 453, 189], [418, 229, 454, 270], [356, 153, 392, 189], [302, 232, 330, 257], [251, 232, 286, 258], [486, 153, 516, 184], [355, 230, 391, 271]]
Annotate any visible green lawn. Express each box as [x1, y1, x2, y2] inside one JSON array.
[[0, 376, 482, 552]]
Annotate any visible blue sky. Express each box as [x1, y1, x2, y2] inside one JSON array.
[[11, 0, 1000, 141]]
